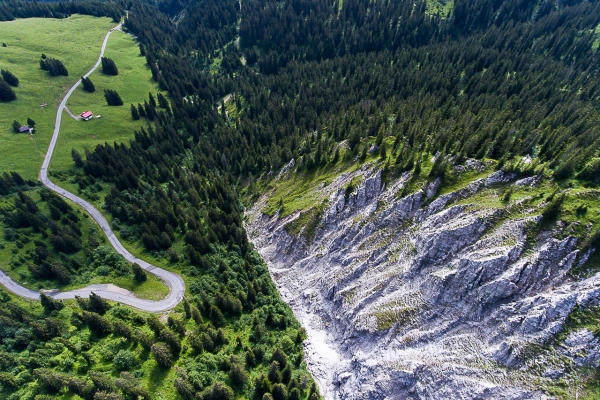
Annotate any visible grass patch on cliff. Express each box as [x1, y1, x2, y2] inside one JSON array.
[[373, 306, 416, 331], [283, 201, 327, 247], [260, 158, 360, 218], [0, 15, 117, 180]]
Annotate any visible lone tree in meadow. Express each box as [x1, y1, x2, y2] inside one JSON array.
[[104, 89, 123, 106], [0, 77, 16, 101], [101, 57, 119, 75], [12, 120, 21, 132], [40, 57, 68, 76], [1, 70, 18, 87], [81, 76, 95, 92]]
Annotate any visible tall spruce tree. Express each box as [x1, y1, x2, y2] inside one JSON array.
[[81, 76, 95, 92]]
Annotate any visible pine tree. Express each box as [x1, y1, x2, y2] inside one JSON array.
[[151, 343, 173, 367], [149, 92, 156, 107], [101, 57, 119, 75], [130, 103, 140, 120], [81, 76, 95, 92], [71, 148, 84, 167], [0, 78, 16, 101], [157, 92, 169, 108], [40, 293, 64, 313], [1, 70, 18, 86], [40, 58, 68, 76], [88, 292, 111, 314], [132, 262, 147, 281], [104, 89, 123, 106]]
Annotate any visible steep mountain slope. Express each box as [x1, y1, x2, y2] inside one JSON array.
[[247, 160, 600, 398]]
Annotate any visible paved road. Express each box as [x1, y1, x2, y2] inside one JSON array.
[[64, 106, 81, 121], [0, 23, 185, 313]]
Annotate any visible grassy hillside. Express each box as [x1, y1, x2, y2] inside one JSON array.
[[52, 29, 167, 172], [0, 15, 117, 180]]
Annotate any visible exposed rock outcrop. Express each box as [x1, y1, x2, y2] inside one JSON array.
[[246, 164, 600, 399]]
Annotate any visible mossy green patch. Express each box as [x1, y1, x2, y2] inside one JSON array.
[[283, 201, 327, 247]]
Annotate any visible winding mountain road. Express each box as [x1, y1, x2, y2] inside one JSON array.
[[0, 22, 185, 312]]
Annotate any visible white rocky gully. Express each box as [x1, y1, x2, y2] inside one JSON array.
[[246, 162, 600, 400]]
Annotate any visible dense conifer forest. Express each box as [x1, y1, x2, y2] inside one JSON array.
[[3, 0, 600, 397]]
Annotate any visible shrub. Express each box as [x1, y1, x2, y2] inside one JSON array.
[[113, 350, 135, 371]]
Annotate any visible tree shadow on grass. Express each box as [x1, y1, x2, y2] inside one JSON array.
[[148, 363, 169, 393]]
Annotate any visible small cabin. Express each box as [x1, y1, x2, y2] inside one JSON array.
[[81, 111, 93, 121], [19, 125, 32, 134]]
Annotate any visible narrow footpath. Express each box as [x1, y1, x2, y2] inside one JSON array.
[[0, 22, 185, 313]]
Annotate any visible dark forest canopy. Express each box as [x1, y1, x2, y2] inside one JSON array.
[[118, 0, 600, 182], [0, 0, 123, 22]]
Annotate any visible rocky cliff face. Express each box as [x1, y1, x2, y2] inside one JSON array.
[[246, 162, 600, 399]]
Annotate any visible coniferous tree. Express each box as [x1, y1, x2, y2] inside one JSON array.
[[104, 89, 123, 106], [71, 148, 84, 167], [0, 77, 16, 101], [101, 57, 118, 75], [151, 343, 173, 368], [40, 58, 68, 76], [1, 69, 18, 86], [137, 103, 146, 117], [130, 103, 140, 120], [40, 293, 64, 313], [149, 92, 156, 107], [81, 76, 95, 92], [157, 92, 168, 108], [132, 262, 147, 281]]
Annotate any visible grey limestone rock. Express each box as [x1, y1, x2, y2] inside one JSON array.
[[245, 164, 600, 399]]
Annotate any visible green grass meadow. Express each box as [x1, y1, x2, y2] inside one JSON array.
[[52, 30, 165, 172], [0, 15, 117, 180]]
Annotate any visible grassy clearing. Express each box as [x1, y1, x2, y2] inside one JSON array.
[[260, 160, 359, 218], [257, 142, 394, 217], [426, 0, 454, 17], [51, 30, 166, 172], [0, 15, 117, 180], [283, 201, 327, 246]]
